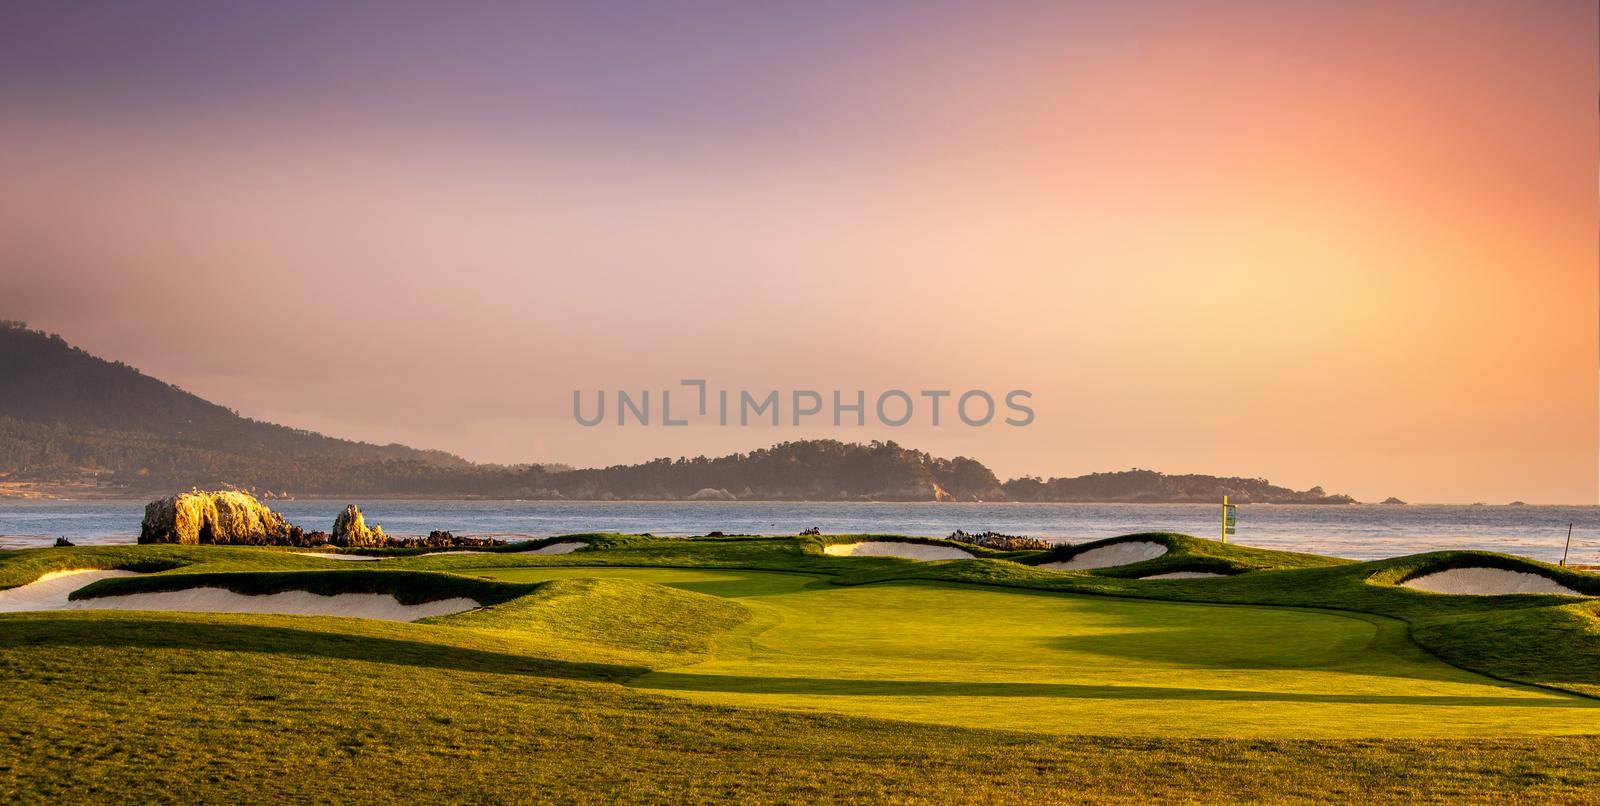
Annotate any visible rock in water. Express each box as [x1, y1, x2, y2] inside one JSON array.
[[139, 490, 299, 545], [331, 504, 386, 548]]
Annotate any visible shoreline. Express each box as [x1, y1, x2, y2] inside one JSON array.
[[1, 494, 1590, 507]]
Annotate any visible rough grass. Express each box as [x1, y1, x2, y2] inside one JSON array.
[[3, 611, 1600, 803]]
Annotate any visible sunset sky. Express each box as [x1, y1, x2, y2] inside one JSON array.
[[1, 1, 1594, 503]]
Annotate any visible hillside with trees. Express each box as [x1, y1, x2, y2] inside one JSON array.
[[0, 323, 1355, 503]]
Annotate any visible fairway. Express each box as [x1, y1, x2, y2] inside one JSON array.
[[472, 566, 1600, 738]]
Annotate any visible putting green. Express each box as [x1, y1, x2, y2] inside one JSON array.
[[472, 566, 1600, 739]]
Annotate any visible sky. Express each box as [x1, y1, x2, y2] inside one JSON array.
[[0, 0, 1595, 503]]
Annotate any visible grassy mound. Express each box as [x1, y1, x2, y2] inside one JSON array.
[[440, 577, 750, 666], [1366, 551, 1600, 596], [1023, 532, 1349, 576]]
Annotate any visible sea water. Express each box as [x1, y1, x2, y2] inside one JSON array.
[[3, 500, 1598, 563]]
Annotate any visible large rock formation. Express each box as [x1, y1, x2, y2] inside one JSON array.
[[331, 504, 386, 548], [139, 490, 306, 545]]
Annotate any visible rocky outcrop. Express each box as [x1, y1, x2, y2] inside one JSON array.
[[947, 530, 1051, 551], [382, 530, 507, 549], [139, 490, 306, 545], [331, 504, 386, 548], [687, 487, 737, 501]]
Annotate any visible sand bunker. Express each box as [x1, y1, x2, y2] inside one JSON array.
[[68, 589, 479, 621], [823, 542, 974, 561], [0, 569, 140, 612], [1401, 567, 1590, 597], [292, 552, 382, 561], [1039, 541, 1168, 570], [1139, 571, 1226, 580], [0, 568, 479, 621], [526, 541, 587, 555]]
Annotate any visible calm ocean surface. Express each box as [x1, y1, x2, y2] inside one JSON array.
[[2, 500, 1598, 563]]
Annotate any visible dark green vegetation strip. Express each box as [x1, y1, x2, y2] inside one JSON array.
[[326, 533, 605, 558], [69, 569, 541, 606]]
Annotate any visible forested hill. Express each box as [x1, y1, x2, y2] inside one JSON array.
[[0, 323, 469, 493], [0, 323, 1356, 503]]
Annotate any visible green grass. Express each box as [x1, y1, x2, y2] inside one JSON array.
[[4, 611, 1597, 803], [473, 566, 1600, 739], [3, 534, 1600, 801], [437, 576, 752, 667]]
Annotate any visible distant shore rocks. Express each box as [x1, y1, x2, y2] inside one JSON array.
[[1381, 497, 1408, 505], [139, 489, 310, 546], [688, 487, 737, 501], [947, 530, 1051, 551], [384, 530, 506, 549]]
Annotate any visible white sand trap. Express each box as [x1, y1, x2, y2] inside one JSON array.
[[414, 550, 491, 558], [1402, 567, 1590, 597], [292, 552, 382, 561], [525, 541, 587, 555], [0, 568, 479, 621], [0, 569, 140, 612], [62, 588, 479, 621], [1139, 571, 1226, 580], [1039, 541, 1168, 571], [823, 542, 974, 561]]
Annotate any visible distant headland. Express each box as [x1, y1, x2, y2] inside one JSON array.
[[0, 324, 1360, 504]]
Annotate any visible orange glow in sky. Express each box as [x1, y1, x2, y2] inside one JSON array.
[[0, 1, 1594, 502]]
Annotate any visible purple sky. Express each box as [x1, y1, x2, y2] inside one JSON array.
[[1, 1, 1595, 502]]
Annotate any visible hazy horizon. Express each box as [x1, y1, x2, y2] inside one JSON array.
[[2, 1, 1595, 504]]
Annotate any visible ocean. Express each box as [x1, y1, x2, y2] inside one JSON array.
[[2, 500, 1598, 563]]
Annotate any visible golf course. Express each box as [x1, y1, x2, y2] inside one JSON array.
[[3, 532, 1599, 802]]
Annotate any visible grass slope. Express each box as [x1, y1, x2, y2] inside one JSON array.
[[438, 577, 751, 666], [3, 534, 1600, 801]]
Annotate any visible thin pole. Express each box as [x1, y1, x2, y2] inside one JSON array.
[[1221, 495, 1229, 544], [1561, 522, 1573, 567]]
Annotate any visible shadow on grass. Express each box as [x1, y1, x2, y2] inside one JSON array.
[[634, 672, 1593, 708], [0, 613, 643, 682]]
